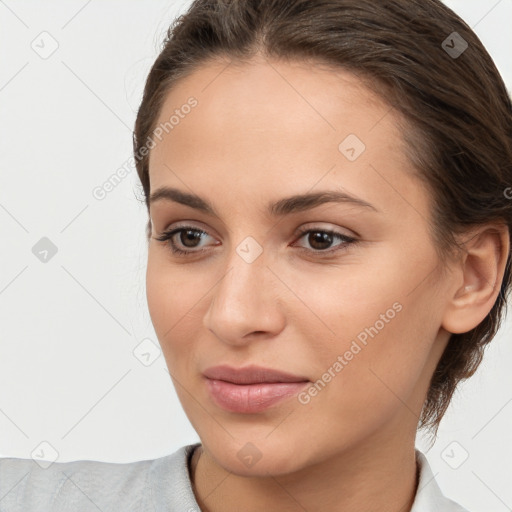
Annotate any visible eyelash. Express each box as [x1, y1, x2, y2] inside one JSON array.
[[154, 224, 358, 258]]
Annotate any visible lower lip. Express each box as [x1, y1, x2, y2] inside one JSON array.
[[205, 378, 309, 413]]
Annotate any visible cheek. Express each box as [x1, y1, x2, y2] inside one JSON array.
[[146, 252, 216, 374], [284, 253, 403, 348], [293, 248, 440, 410], [146, 253, 196, 349], [288, 303, 436, 458]]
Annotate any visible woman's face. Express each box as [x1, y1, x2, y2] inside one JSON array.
[[146, 56, 455, 475]]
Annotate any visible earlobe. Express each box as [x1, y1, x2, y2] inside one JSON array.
[[441, 224, 510, 335]]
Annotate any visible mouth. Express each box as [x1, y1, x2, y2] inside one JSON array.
[[203, 364, 310, 413]]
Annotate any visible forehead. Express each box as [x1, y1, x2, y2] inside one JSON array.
[[148, 56, 426, 220], [153, 55, 391, 138]]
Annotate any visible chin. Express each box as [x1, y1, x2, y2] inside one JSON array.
[[202, 433, 309, 477]]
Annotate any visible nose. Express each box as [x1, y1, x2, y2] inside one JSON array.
[[202, 246, 286, 346]]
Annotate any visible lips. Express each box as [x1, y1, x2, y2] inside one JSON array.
[[203, 364, 310, 413], [202, 364, 309, 384]]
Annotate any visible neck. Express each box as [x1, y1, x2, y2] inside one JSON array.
[[190, 423, 419, 512]]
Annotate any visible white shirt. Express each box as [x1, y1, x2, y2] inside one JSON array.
[[411, 450, 469, 511], [0, 443, 469, 511]]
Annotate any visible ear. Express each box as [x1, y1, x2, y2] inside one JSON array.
[[441, 223, 510, 334]]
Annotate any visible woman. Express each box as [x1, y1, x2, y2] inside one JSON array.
[[1, 0, 510, 510]]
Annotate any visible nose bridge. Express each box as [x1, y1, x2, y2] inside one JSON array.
[[204, 233, 284, 341], [216, 234, 270, 307]]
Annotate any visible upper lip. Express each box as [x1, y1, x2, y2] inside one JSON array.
[[203, 364, 309, 384]]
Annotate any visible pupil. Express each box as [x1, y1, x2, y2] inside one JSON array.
[[181, 229, 201, 247], [309, 231, 332, 250]]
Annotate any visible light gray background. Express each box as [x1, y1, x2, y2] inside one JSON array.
[[0, 1, 511, 511]]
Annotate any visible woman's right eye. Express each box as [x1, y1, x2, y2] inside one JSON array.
[[154, 226, 216, 256]]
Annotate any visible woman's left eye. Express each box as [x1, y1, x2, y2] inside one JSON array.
[[293, 227, 358, 254], [154, 225, 358, 257]]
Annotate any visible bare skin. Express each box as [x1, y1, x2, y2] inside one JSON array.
[[145, 54, 509, 512]]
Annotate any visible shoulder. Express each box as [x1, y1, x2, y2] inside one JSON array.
[[411, 449, 471, 512], [0, 443, 199, 512]]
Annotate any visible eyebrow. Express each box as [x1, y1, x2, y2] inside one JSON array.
[[149, 186, 378, 217]]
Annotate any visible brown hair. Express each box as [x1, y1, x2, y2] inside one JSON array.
[[133, 0, 512, 436]]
